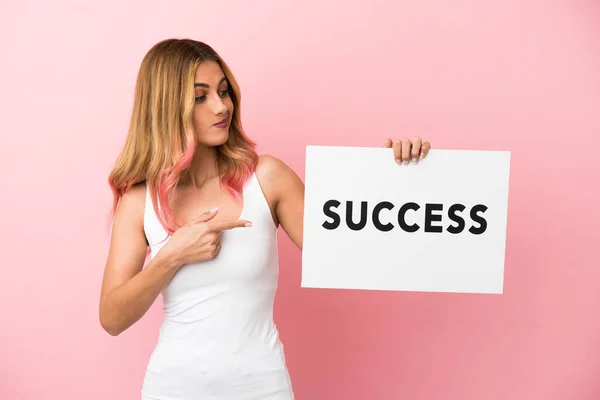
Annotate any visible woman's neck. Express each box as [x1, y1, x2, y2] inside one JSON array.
[[185, 144, 220, 189]]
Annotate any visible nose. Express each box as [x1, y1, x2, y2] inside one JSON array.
[[209, 93, 227, 115]]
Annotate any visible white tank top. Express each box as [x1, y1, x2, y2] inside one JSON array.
[[140, 172, 295, 400]]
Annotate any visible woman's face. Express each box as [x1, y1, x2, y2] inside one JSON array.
[[192, 60, 234, 147]]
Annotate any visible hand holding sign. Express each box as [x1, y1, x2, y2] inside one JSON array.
[[383, 137, 431, 164]]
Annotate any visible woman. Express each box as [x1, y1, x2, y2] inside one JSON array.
[[99, 38, 431, 399]]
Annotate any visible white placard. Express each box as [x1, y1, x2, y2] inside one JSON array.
[[301, 145, 511, 294]]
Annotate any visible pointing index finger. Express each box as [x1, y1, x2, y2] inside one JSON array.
[[209, 219, 253, 232]]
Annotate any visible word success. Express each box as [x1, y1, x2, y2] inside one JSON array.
[[321, 200, 488, 234]]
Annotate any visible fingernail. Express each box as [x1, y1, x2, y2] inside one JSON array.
[[420, 154, 424, 159], [245, 222, 252, 227], [210, 207, 218, 213], [403, 160, 409, 165], [395, 158, 401, 164]]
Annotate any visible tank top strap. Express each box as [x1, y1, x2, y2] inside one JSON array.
[[143, 182, 170, 248], [241, 172, 278, 234]]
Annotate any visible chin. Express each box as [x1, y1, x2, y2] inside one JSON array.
[[198, 131, 229, 147]]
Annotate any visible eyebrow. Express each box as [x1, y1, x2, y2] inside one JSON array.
[[194, 77, 227, 88]]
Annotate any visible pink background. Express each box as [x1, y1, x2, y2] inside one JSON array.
[[2, 1, 599, 399]]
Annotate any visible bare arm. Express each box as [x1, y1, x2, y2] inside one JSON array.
[[255, 155, 305, 250], [99, 184, 181, 336]]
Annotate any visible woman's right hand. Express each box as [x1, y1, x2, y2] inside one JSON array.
[[161, 208, 252, 266]]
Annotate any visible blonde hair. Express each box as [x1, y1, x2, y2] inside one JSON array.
[[108, 38, 258, 234]]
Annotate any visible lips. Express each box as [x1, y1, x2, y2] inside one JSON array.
[[213, 116, 229, 128]]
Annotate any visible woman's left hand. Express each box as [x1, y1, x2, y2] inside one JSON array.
[[383, 137, 431, 165]]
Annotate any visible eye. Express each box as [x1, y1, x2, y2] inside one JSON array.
[[218, 88, 230, 98], [195, 95, 206, 103]]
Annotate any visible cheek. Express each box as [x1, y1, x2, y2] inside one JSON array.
[[225, 97, 235, 114], [192, 108, 207, 129]]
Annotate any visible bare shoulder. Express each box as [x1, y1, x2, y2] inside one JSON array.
[[255, 154, 295, 181], [117, 182, 147, 223], [110, 181, 148, 247], [255, 154, 303, 193], [123, 181, 147, 202], [254, 154, 304, 225]]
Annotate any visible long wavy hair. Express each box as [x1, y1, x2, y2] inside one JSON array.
[[108, 38, 258, 235]]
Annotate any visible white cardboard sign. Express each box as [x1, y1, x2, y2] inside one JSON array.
[[301, 145, 511, 294]]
